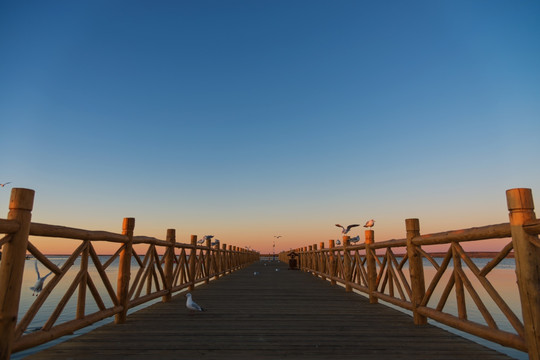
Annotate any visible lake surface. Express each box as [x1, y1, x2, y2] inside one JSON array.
[[10, 256, 527, 359]]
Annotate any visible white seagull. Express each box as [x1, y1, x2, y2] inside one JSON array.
[[364, 219, 375, 229], [185, 293, 205, 312], [0, 182, 11, 187], [30, 261, 53, 296], [335, 224, 360, 234]]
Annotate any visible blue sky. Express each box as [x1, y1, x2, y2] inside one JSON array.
[[1, 1, 539, 253]]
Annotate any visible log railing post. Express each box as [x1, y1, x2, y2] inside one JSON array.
[[329, 240, 336, 285], [313, 244, 318, 276], [205, 237, 211, 284], [319, 242, 326, 281], [189, 235, 197, 291], [308, 245, 313, 272], [115, 217, 134, 324], [77, 241, 89, 319], [0, 188, 35, 360], [365, 229, 378, 304], [507, 188, 540, 359], [163, 229, 175, 302], [214, 242, 221, 280], [343, 236, 352, 292], [406, 218, 427, 325]]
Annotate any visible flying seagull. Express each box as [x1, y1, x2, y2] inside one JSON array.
[[0, 182, 11, 187], [274, 235, 282, 238], [30, 261, 53, 296], [364, 219, 375, 229], [185, 293, 205, 312], [335, 224, 359, 234]]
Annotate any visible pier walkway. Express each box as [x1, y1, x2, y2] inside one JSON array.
[[25, 261, 510, 360]]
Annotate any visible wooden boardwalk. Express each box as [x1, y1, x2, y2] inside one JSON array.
[[24, 261, 512, 360]]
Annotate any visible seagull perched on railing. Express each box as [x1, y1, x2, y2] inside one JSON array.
[[0, 182, 11, 187], [335, 224, 359, 234], [198, 235, 214, 244], [336, 239, 341, 246], [212, 239, 220, 246], [30, 261, 53, 296], [349, 236, 361, 244], [185, 293, 205, 312], [364, 219, 375, 229]]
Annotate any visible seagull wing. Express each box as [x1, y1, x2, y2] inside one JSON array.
[[34, 261, 40, 279], [346, 224, 360, 231], [335, 224, 344, 229]]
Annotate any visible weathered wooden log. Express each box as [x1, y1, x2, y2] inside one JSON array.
[[406, 219, 427, 325], [412, 223, 511, 246], [0, 188, 35, 360], [365, 230, 377, 304], [29, 222, 127, 243], [0, 219, 19, 234], [507, 188, 540, 359], [163, 229, 175, 303], [115, 218, 134, 324], [76, 241, 89, 319], [343, 236, 352, 292], [188, 235, 197, 291]]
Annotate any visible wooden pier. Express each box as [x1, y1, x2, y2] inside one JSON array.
[[24, 261, 511, 359], [1, 187, 539, 359]]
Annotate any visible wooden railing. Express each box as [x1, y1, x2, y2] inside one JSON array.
[[281, 188, 540, 360], [0, 188, 258, 360]]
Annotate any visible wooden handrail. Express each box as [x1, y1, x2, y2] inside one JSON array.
[[285, 188, 539, 360], [0, 188, 259, 360]]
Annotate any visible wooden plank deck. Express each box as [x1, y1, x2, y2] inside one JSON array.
[[24, 261, 512, 359]]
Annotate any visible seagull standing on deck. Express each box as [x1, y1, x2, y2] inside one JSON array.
[[364, 219, 375, 229], [185, 293, 205, 312], [335, 224, 360, 234], [30, 261, 53, 296]]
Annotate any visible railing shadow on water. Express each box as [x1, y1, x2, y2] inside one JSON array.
[[0, 188, 258, 360], [281, 188, 540, 360]]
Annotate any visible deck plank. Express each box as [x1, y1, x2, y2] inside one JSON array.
[[24, 261, 512, 359]]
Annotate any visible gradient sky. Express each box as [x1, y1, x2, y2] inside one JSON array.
[[1, 1, 539, 254]]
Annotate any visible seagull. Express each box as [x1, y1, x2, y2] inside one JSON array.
[[212, 239, 220, 246], [185, 293, 205, 312], [0, 182, 11, 187], [253, 271, 259, 276], [336, 239, 341, 246], [364, 219, 375, 229], [274, 235, 282, 239], [349, 235, 361, 244], [335, 224, 360, 234], [30, 261, 53, 296], [198, 235, 214, 244]]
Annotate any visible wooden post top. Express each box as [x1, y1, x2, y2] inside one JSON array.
[[329, 239, 335, 248], [190, 235, 197, 245], [507, 188, 534, 211], [405, 218, 420, 232], [166, 229, 175, 241], [122, 218, 135, 234], [9, 188, 35, 211], [319, 242, 325, 249], [342, 235, 350, 246]]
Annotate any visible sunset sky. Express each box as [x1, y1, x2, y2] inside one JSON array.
[[1, 1, 539, 254]]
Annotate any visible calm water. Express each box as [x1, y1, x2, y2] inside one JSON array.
[[10, 257, 527, 359]]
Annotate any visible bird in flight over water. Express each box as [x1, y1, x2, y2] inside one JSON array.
[[335, 224, 359, 234]]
